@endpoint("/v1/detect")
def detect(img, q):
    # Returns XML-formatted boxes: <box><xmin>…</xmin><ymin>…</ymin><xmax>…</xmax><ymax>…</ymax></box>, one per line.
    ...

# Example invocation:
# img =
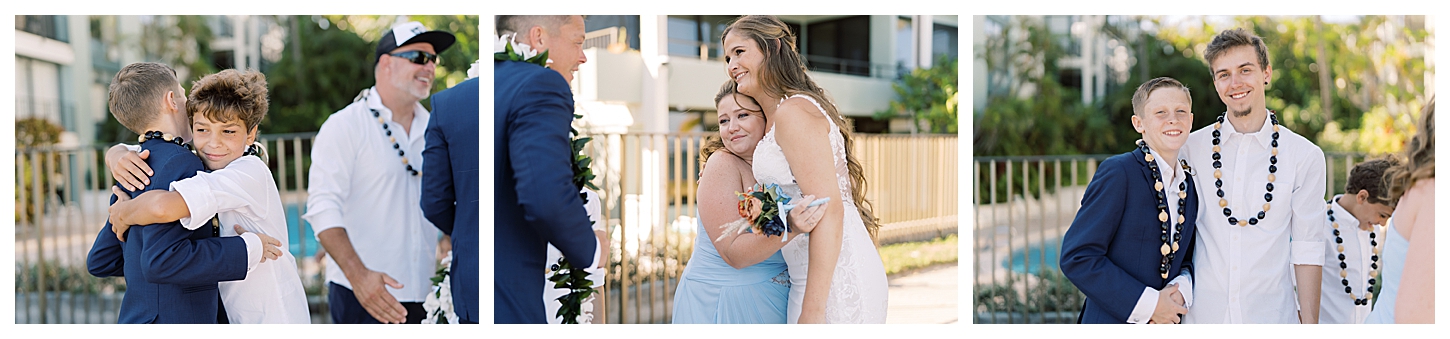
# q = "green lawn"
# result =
<box><xmin>879</xmin><ymin>234</ymin><xmax>958</xmax><ymax>276</ymax></box>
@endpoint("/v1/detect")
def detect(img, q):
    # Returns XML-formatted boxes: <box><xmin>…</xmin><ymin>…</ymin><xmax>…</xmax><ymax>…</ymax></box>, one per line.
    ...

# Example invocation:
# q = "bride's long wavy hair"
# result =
<box><xmin>721</xmin><ymin>15</ymin><xmax>880</xmax><ymax>240</ymax></box>
<box><xmin>1385</xmin><ymin>96</ymin><xmax>1434</xmax><ymax>201</ymax></box>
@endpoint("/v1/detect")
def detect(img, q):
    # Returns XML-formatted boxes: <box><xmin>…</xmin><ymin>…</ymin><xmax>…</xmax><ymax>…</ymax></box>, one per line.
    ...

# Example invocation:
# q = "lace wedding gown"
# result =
<box><xmin>752</xmin><ymin>94</ymin><xmax>888</xmax><ymax>323</ymax></box>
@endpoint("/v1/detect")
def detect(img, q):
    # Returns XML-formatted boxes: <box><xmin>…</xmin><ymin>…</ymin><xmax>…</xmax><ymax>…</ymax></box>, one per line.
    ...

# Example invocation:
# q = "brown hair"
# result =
<box><xmin>722</xmin><ymin>15</ymin><xmax>880</xmax><ymax>239</ymax></box>
<box><xmin>1204</xmin><ymin>28</ymin><xmax>1271</xmax><ymax>72</ymax></box>
<box><xmin>107</xmin><ymin>62</ymin><xmax>180</xmax><ymax>133</ymax></box>
<box><xmin>1385</xmin><ymin>97</ymin><xmax>1434</xmax><ymax>202</ymax></box>
<box><xmin>186</xmin><ymin>69</ymin><xmax>269</xmax><ymax>132</ymax></box>
<box><xmin>1345</xmin><ymin>156</ymin><xmax>1402</xmax><ymax>206</ymax></box>
<box><xmin>1130</xmin><ymin>77</ymin><xmax>1192</xmax><ymax>117</ymax></box>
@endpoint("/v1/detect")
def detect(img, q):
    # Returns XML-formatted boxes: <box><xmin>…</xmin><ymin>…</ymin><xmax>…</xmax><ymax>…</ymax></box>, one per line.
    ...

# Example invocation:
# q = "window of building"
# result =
<box><xmin>666</xmin><ymin>15</ymin><xmax>735</xmax><ymax>59</ymax></box>
<box><xmin>804</xmin><ymin>16</ymin><xmax>870</xmax><ymax>77</ymax></box>
<box><xmin>932</xmin><ymin>23</ymin><xmax>958</xmax><ymax>61</ymax></box>
<box><xmin>585</xmin><ymin>15</ymin><xmax>641</xmax><ymax>51</ymax></box>
<box><xmin>18</xmin><ymin>15</ymin><xmax>68</xmax><ymax>42</ymax></box>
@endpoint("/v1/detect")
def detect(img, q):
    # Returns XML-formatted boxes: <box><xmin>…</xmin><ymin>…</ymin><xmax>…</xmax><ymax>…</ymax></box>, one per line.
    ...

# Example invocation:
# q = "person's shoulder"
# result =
<box><xmin>780</xmin><ymin>95</ymin><xmax>827</xmax><ymax>120</ymax></box>
<box><xmin>1100</xmin><ymin>151</ymin><xmax>1137</xmax><ymax>170</ymax></box>
<box><xmin>704</xmin><ymin>150</ymin><xmax>747</xmax><ymax>170</ymax></box>
<box><xmin>227</xmin><ymin>156</ymin><xmax>274</xmax><ymax>177</ymax></box>
<box><xmin>143</xmin><ymin>144</ymin><xmax>203</xmax><ymax>182</ymax></box>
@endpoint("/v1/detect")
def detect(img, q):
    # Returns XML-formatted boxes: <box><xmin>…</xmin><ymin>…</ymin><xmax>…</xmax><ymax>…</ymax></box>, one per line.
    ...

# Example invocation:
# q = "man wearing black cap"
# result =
<box><xmin>305</xmin><ymin>21</ymin><xmax>456</xmax><ymax>324</ymax></box>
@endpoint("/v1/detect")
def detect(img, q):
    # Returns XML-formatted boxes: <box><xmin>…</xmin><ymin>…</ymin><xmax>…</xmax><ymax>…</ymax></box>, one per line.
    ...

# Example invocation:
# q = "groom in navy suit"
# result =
<box><xmin>86</xmin><ymin>62</ymin><xmax>277</xmax><ymax>323</ymax></box>
<box><xmin>422</xmin><ymin>76</ymin><xmax>481</xmax><ymax>323</ymax></box>
<box><xmin>494</xmin><ymin>15</ymin><xmax>599</xmax><ymax>324</ymax></box>
<box><xmin>1060</xmin><ymin>77</ymin><xmax>1200</xmax><ymax>324</ymax></box>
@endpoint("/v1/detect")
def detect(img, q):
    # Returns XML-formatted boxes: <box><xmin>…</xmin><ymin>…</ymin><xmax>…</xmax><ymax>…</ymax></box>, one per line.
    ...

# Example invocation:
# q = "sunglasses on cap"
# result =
<box><xmin>388</xmin><ymin>50</ymin><xmax>439</xmax><ymax>65</ymax></box>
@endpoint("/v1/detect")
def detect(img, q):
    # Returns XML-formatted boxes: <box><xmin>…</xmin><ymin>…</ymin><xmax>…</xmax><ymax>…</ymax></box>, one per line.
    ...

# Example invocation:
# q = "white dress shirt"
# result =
<box><xmin>304</xmin><ymin>86</ymin><xmax>438</xmax><ymax>303</ymax></box>
<box><xmin>1181</xmin><ymin>111</ymin><xmax>1327</xmax><ymax>324</ymax></box>
<box><xmin>544</xmin><ymin>189</ymin><xmax>605</xmax><ymax>324</ymax></box>
<box><xmin>1318</xmin><ymin>195</ymin><xmax>1377</xmax><ymax>324</ymax></box>
<box><xmin>1127</xmin><ymin>152</ymin><xmax>1196</xmax><ymax>324</ymax></box>
<box><xmin>171</xmin><ymin>156</ymin><xmax>311</xmax><ymax>323</ymax></box>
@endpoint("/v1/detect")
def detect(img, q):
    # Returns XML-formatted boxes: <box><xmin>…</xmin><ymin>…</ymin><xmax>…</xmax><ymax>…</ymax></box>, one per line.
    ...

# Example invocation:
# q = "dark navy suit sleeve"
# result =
<box><xmin>508</xmin><ymin>71</ymin><xmax>597</xmax><ymax>267</ymax></box>
<box><xmin>422</xmin><ymin>86</ymin><xmax>458</xmax><ymax>236</ymax></box>
<box><xmin>87</xmin><ymin>191</ymin><xmax>125</xmax><ymax>277</ymax></box>
<box><xmin>135</xmin><ymin>151</ymin><xmax>249</xmax><ymax>285</ymax></box>
<box><xmin>1059</xmin><ymin>156</ymin><xmax>1151</xmax><ymax>322</ymax></box>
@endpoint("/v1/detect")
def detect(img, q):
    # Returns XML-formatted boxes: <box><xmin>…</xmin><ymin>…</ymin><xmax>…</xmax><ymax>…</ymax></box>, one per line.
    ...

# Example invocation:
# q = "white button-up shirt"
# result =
<box><xmin>1127</xmin><ymin>152</ymin><xmax>1196</xmax><ymax>324</ymax></box>
<box><xmin>173</xmin><ymin>156</ymin><xmax>311</xmax><ymax>323</ymax></box>
<box><xmin>1318</xmin><ymin>195</ymin><xmax>1377</xmax><ymax>324</ymax></box>
<box><xmin>305</xmin><ymin>87</ymin><xmax>437</xmax><ymax>302</ymax></box>
<box><xmin>1181</xmin><ymin>111</ymin><xmax>1327</xmax><ymax>324</ymax></box>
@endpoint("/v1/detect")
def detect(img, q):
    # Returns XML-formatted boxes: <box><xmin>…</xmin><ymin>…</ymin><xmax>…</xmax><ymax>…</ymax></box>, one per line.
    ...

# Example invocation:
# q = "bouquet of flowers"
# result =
<box><xmin>717</xmin><ymin>183</ymin><xmax>828</xmax><ymax>242</ymax></box>
<box><xmin>422</xmin><ymin>251</ymin><xmax>457</xmax><ymax>324</ymax></box>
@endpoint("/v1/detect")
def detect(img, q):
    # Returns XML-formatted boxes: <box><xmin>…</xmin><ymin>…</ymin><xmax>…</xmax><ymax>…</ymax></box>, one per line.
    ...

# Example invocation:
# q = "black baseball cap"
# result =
<box><xmin>375</xmin><ymin>21</ymin><xmax>456</xmax><ymax>63</ymax></box>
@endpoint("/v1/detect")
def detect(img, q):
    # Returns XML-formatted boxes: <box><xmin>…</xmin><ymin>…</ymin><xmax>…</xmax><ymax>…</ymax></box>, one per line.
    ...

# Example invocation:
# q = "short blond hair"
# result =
<box><xmin>1130</xmin><ymin>77</ymin><xmax>1191</xmax><ymax>117</ymax></box>
<box><xmin>107</xmin><ymin>62</ymin><xmax>180</xmax><ymax>133</ymax></box>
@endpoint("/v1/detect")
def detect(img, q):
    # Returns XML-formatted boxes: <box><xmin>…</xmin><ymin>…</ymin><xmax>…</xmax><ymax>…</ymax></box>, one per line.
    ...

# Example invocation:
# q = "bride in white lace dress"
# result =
<box><xmin>720</xmin><ymin>15</ymin><xmax>889</xmax><ymax>323</ymax></box>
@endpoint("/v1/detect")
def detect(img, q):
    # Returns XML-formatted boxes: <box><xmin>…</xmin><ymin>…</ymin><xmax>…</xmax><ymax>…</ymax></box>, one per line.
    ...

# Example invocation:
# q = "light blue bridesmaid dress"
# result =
<box><xmin>671</xmin><ymin>218</ymin><xmax>791</xmax><ymax>323</ymax></box>
<box><xmin>1365</xmin><ymin>221</ymin><xmax>1409</xmax><ymax>323</ymax></box>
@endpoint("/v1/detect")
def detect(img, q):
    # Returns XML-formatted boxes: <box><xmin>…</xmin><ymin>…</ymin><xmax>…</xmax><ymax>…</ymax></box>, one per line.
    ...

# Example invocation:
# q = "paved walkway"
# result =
<box><xmin>885</xmin><ymin>263</ymin><xmax>958</xmax><ymax>324</ymax></box>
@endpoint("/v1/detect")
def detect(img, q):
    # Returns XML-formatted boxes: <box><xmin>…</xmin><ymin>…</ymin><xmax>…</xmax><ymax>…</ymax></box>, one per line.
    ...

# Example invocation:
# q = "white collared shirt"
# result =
<box><xmin>304</xmin><ymin>86</ymin><xmax>438</xmax><ymax>302</ymax></box>
<box><xmin>1181</xmin><ymin>111</ymin><xmax>1327</xmax><ymax>324</ymax></box>
<box><xmin>1318</xmin><ymin>195</ymin><xmax>1378</xmax><ymax>324</ymax></box>
<box><xmin>172</xmin><ymin>156</ymin><xmax>311</xmax><ymax>323</ymax></box>
<box><xmin>1127</xmin><ymin>151</ymin><xmax>1195</xmax><ymax>324</ymax></box>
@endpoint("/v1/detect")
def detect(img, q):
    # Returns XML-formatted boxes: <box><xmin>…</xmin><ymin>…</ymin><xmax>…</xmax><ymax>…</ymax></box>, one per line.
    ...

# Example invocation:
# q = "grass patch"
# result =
<box><xmin>879</xmin><ymin>234</ymin><xmax>958</xmax><ymax>276</ymax></box>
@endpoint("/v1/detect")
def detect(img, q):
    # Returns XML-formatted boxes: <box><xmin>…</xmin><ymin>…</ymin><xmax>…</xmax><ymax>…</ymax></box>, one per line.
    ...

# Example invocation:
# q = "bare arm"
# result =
<box><xmin>772</xmin><ymin>98</ymin><xmax>847</xmax><ymax>323</ymax></box>
<box><xmin>1395</xmin><ymin>179</ymin><xmax>1435</xmax><ymax>323</ymax></box>
<box><xmin>317</xmin><ymin>228</ymin><xmax>408</xmax><ymax>323</ymax></box>
<box><xmin>698</xmin><ymin>152</ymin><xmax>803</xmax><ymax>269</ymax></box>
<box><xmin>1293</xmin><ymin>265</ymin><xmax>1321</xmax><ymax>323</ymax></box>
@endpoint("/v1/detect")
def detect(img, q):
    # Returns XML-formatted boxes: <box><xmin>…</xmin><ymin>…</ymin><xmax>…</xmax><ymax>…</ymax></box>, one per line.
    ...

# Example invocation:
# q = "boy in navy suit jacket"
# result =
<box><xmin>1061</xmin><ymin>77</ymin><xmax>1199</xmax><ymax>324</ymax></box>
<box><xmin>86</xmin><ymin>62</ymin><xmax>280</xmax><ymax>323</ymax></box>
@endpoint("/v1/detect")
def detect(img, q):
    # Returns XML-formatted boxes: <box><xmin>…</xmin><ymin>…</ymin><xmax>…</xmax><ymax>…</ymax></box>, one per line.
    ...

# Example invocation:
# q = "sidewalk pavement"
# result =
<box><xmin>885</xmin><ymin>263</ymin><xmax>958</xmax><ymax>324</ymax></box>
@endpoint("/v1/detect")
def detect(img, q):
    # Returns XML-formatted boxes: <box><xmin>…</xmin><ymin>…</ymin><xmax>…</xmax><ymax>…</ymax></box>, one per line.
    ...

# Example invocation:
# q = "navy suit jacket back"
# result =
<box><xmin>422</xmin><ymin>76</ymin><xmax>480</xmax><ymax>323</ymax></box>
<box><xmin>494</xmin><ymin>60</ymin><xmax>598</xmax><ymax>324</ymax></box>
<box><xmin>86</xmin><ymin>139</ymin><xmax>249</xmax><ymax>323</ymax></box>
<box><xmin>1059</xmin><ymin>148</ymin><xmax>1199</xmax><ymax>324</ymax></box>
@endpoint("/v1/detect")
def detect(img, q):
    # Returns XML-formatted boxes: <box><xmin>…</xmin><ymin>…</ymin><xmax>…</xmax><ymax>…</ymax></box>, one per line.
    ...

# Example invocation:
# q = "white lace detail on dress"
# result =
<box><xmin>752</xmin><ymin>94</ymin><xmax>887</xmax><ymax>323</ymax></box>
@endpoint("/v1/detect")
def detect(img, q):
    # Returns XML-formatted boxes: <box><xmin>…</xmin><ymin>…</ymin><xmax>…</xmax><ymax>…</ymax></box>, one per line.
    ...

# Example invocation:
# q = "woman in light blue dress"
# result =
<box><xmin>672</xmin><ymin>81</ymin><xmax>824</xmax><ymax>323</ymax></box>
<box><xmin>1366</xmin><ymin>98</ymin><xmax>1434</xmax><ymax>324</ymax></box>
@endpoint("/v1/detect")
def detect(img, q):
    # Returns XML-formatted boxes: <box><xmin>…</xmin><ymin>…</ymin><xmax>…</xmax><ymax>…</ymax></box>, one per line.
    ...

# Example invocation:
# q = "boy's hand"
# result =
<box><xmin>107</xmin><ymin>145</ymin><xmax>152</xmax><ymax>191</ymax></box>
<box><xmin>235</xmin><ymin>225</ymin><xmax>284</xmax><ymax>262</ymax></box>
<box><xmin>109</xmin><ymin>186</ymin><xmax>135</xmax><ymax>242</ymax></box>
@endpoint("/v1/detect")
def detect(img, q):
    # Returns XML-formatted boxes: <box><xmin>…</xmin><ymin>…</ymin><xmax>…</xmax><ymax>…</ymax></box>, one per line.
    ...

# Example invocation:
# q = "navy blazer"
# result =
<box><xmin>422</xmin><ymin>77</ymin><xmax>480</xmax><ymax>323</ymax></box>
<box><xmin>86</xmin><ymin>139</ymin><xmax>249</xmax><ymax>323</ymax></box>
<box><xmin>494</xmin><ymin>60</ymin><xmax>598</xmax><ymax>324</ymax></box>
<box><xmin>1059</xmin><ymin>148</ymin><xmax>1199</xmax><ymax>324</ymax></box>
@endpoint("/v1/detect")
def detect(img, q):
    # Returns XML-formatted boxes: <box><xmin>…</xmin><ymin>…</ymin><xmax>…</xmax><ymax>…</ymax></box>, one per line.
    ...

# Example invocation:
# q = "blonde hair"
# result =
<box><xmin>1385</xmin><ymin>96</ymin><xmax>1434</xmax><ymax>201</ymax></box>
<box><xmin>722</xmin><ymin>15</ymin><xmax>880</xmax><ymax>239</ymax></box>
<box><xmin>108</xmin><ymin>62</ymin><xmax>180</xmax><ymax>133</ymax></box>
<box><xmin>699</xmin><ymin>79</ymin><xmax>762</xmax><ymax>170</ymax></box>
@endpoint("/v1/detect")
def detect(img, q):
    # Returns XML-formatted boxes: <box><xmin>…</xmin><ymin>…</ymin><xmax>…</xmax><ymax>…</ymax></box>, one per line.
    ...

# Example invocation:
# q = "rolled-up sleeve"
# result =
<box><xmin>304</xmin><ymin>113</ymin><xmax>358</xmax><ymax>235</ymax></box>
<box><xmin>170</xmin><ymin>158</ymin><xmax>270</xmax><ymax>231</ymax></box>
<box><xmin>1289</xmin><ymin>148</ymin><xmax>1327</xmax><ymax>266</ymax></box>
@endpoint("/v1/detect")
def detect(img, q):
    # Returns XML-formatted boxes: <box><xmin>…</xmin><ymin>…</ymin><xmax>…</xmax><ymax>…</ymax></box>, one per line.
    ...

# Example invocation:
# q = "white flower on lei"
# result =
<box><xmin>495</xmin><ymin>33</ymin><xmax>539</xmax><ymax>59</ymax></box>
<box><xmin>422</xmin><ymin>251</ymin><xmax>458</xmax><ymax>324</ymax></box>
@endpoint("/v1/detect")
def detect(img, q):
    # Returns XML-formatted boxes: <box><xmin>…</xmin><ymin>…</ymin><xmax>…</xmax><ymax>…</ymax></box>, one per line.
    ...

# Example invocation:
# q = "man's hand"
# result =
<box><xmin>107</xmin><ymin>145</ymin><xmax>152</xmax><ymax>191</ymax></box>
<box><xmin>346</xmin><ymin>268</ymin><xmax>408</xmax><ymax>324</ymax></box>
<box><xmin>235</xmin><ymin>225</ymin><xmax>283</xmax><ymax>262</ymax></box>
<box><xmin>109</xmin><ymin>186</ymin><xmax>135</xmax><ymax>242</ymax></box>
<box><xmin>1151</xmin><ymin>283</ymin><xmax>1187</xmax><ymax>324</ymax></box>
<box><xmin>437</xmin><ymin>235</ymin><xmax>452</xmax><ymax>260</ymax></box>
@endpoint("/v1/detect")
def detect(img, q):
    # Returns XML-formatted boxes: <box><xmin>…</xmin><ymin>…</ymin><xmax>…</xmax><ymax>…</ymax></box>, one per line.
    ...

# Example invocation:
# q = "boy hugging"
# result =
<box><xmin>86</xmin><ymin>62</ymin><xmax>280</xmax><ymax>324</ymax></box>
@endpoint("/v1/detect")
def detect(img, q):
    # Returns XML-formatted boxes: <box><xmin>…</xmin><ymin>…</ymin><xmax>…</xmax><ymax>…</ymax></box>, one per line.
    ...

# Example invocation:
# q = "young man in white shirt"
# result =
<box><xmin>1320</xmin><ymin>158</ymin><xmax>1398</xmax><ymax>324</ymax></box>
<box><xmin>304</xmin><ymin>22</ymin><xmax>455</xmax><ymax>324</ymax></box>
<box><xmin>1181</xmin><ymin>27</ymin><xmax>1328</xmax><ymax>324</ymax></box>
